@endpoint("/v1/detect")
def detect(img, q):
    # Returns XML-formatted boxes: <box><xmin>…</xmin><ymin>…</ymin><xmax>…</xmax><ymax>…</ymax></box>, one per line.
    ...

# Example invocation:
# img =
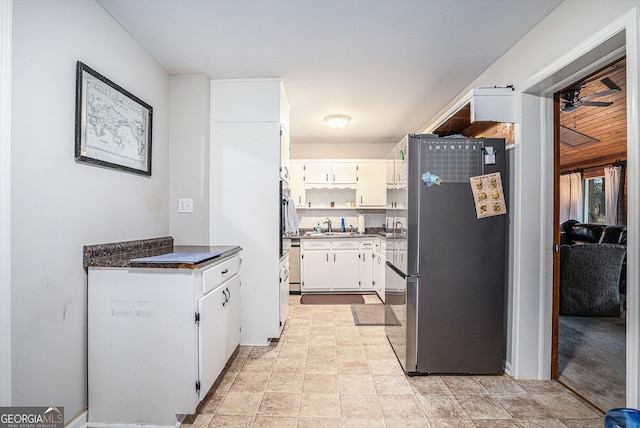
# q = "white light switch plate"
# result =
<box><xmin>178</xmin><ymin>198</ymin><xmax>193</xmax><ymax>213</ymax></box>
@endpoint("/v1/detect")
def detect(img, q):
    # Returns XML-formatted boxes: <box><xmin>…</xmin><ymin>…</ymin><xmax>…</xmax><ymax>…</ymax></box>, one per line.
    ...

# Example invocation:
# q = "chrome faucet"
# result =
<box><xmin>324</xmin><ymin>218</ymin><xmax>332</xmax><ymax>232</ymax></box>
<box><xmin>395</xmin><ymin>220</ymin><xmax>404</xmax><ymax>234</ymax></box>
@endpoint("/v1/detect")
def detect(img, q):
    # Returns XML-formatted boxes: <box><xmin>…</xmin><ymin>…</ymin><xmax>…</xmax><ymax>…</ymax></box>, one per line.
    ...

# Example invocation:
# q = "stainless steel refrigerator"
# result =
<box><xmin>385</xmin><ymin>134</ymin><xmax>507</xmax><ymax>375</ymax></box>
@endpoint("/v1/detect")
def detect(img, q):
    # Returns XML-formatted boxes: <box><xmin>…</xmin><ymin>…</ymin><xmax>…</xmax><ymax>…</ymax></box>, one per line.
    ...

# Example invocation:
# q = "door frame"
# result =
<box><xmin>516</xmin><ymin>7</ymin><xmax>640</xmax><ymax>406</ymax></box>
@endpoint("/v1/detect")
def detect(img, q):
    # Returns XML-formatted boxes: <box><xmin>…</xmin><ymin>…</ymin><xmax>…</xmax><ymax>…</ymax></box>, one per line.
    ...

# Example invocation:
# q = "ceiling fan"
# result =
<box><xmin>560</xmin><ymin>77</ymin><xmax>622</xmax><ymax>113</ymax></box>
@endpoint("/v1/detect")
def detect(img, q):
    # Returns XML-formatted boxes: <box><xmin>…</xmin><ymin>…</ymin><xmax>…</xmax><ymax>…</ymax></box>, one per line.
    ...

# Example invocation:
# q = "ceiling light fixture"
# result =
<box><xmin>324</xmin><ymin>114</ymin><xmax>351</xmax><ymax>129</ymax></box>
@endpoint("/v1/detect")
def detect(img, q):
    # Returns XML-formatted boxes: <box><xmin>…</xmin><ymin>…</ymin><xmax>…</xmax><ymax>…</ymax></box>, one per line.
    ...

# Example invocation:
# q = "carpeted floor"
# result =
<box><xmin>558</xmin><ymin>314</ymin><xmax>625</xmax><ymax>412</ymax></box>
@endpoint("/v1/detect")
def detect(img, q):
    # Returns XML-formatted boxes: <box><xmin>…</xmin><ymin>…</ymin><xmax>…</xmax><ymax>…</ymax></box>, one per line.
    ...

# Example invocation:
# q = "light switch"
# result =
<box><xmin>178</xmin><ymin>198</ymin><xmax>193</xmax><ymax>213</ymax></box>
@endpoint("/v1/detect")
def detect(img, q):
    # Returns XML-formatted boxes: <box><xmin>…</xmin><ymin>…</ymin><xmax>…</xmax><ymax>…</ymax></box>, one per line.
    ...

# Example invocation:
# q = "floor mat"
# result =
<box><xmin>351</xmin><ymin>303</ymin><xmax>400</xmax><ymax>326</ymax></box>
<box><xmin>300</xmin><ymin>294</ymin><xmax>364</xmax><ymax>305</ymax></box>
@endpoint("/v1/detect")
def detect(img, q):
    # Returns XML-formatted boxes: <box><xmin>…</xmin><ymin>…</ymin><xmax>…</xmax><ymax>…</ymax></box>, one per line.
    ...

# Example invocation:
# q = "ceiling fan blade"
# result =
<box><xmin>580</xmin><ymin>101</ymin><xmax>613</xmax><ymax>107</ymax></box>
<box><xmin>601</xmin><ymin>76</ymin><xmax>622</xmax><ymax>92</ymax></box>
<box><xmin>582</xmin><ymin>89</ymin><xmax>620</xmax><ymax>100</ymax></box>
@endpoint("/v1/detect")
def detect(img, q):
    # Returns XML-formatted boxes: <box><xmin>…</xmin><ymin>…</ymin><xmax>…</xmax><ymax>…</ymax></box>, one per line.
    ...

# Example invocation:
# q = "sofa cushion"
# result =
<box><xmin>601</xmin><ymin>225</ymin><xmax>627</xmax><ymax>245</ymax></box>
<box><xmin>560</xmin><ymin>243</ymin><xmax>627</xmax><ymax>317</ymax></box>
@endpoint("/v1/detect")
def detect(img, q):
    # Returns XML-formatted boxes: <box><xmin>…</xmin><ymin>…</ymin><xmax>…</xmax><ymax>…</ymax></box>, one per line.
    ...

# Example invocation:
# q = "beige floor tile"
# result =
<box><xmin>257</xmin><ymin>391</ymin><xmax>301</xmax><ymax>417</ymax></box>
<box><xmin>409</xmin><ymin>376</ymin><xmax>452</xmax><ymax>395</ymax></box>
<box><xmin>240</xmin><ymin>357</ymin><xmax>275</xmax><ymax>373</ymax></box>
<box><xmin>377</xmin><ymin>393</ymin><xmax>425</xmax><ymax>419</ymax></box>
<box><xmin>303</xmin><ymin>373</ymin><xmax>339</xmax><ymax>393</ymax></box>
<box><xmin>204</xmin><ymin>414</ymin><xmax>253</xmax><ymax>427</ymax></box>
<box><xmin>441</xmin><ymin>376</ymin><xmax>490</xmax><ymax>395</ymax></box>
<box><xmin>367</xmin><ymin>358</ymin><xmax>404</xmax><ymax>375</ymax></box>
<box><xmin>416</xmin><ymin>394</ymin><xmax>468</xmax><ymax>419</ymax></box>
<box><xmin>266</xmin><ymin>371</ymin><xmax>304</xmax><ymax>393</ymax></box>
<box><xmin>341</xmin><ymin>418</ymin><xmax>386</xmax><ymax>427</ymax></box>
<box><xmin>336</xmin><ymin>345</ymin><xmax>367</xmax><ymax>361</ymax></box>
<box><xmin>493</xmin><ymin>393</ymin><xmax>554</xmax><ymax>419</ymax></box>
<box><xmin>271</xmin><ymin>357</ymin><xmax>306</xmax><ymax>374</ymax></box>
<box><xmin>216</xmin><ymin>391</ymin><xmax>263</xmax><ymax>416</ymax></box>
<box><xmin>338</xmin><ymin>373</ymin><xmax>376</xmax><ymax>394</ymax></box>
<box><xmin>426</xmin><ymin>419</ymin><xmax>476</xmax><ymax>427</ymax></box>
<box><xmin>306</xmin><ymin>356</ymin><xmax>338</xmax><ymax>374</ymax></box>
<box><xmin>297</xmin><ymin>417</ymin><xmax>341</xmax><ymax>428</ymax></box>
<box><xmin>515</xmin><ymin>419</ymin><xmax>570</xmax><ymax>427</ymax></box>
<box><xmin>337</xmin><ymin>358</ymin><xmax>371</xmax><ymax>374</ymax></box>
<box><xmin>476</xmin><ymin>375</ymin><xmax>527</xmax><ymax>394</ymax></box>
<box><xmin>252</xmin><ymin>416</ymin><xmax>298</xmax><ymax>427</ymax></box>
<box><xmin>339</xmin><ymin>393</ymin><xmax>383</xmax><ymax>419</ymax></box>
<box><xmin>372</xmin><ymin>374</ymin><xmax>414</xmax><ymax>395</ymax></box>
<box><xmin>532</xmin><ymin>392</ymin><xmax>600</xmax><ymax>419</ymax></box>
<box><xmin>473</xmin><ymin>420</ymin><xmax>520</xmax><ymax>428</ymax></box>
<box><xmin>229</xmin><ymin>370</ymin><xmax>270</xmax><ymax>392</ymax></box>
<box><xmin>385</xmin><ymin>420</ymin><xmax>433</xmax><ymax>428</ymax></box>
<box><xmin>455</xmin><ymin>394</ymin><xmax>512</xmax><ymax>419</ymax></box>
<box><xmin>299</xmin><ymin>392</ymin><xmax>341</xmax><ymax>418</ymax></box>
<box><xmin>185</xmin><ymin>296</ymin><xmax>604</xmax><ymax>428</ymax></box>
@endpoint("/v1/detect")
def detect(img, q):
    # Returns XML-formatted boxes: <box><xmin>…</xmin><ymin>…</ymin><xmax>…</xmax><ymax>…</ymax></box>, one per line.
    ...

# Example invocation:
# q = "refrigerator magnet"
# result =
<box><xmin>421</xmin><ymin>172</ymin><xmax>442</xmax><ymax>187</ymax></box>
<box><xmin>470</xmin><ymin>172</ymin><xmax>507</xmax><ymax>218</ymax></box>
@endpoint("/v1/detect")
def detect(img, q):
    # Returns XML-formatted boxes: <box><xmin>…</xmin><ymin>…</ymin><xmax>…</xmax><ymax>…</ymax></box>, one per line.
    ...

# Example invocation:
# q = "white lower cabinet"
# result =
<box><xmin>374</xmin><ymin>238</ymin><xmax>386</xmax><ymax>302</ymax></box>
<box><xmin>301</xmin><ymin>238</ymin><xmax>375</xmax><ymax>292</ymax></box>
<box><xmin>88</xmin><ymin>254</ymin><xmax>241</xmax><ymax>427</ymax></box>
<box><xmin>359</xmin><ymin>239</ymin><xmax>374</xmax><ymax>290</ymax></box>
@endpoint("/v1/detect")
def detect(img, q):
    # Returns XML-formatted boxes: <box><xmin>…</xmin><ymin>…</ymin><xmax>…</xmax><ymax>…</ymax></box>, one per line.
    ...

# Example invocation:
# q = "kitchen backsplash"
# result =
<box><xmin>296</xmin><ymin>210</ymin><xmax>386</xmax><ymax>232</ymax></box>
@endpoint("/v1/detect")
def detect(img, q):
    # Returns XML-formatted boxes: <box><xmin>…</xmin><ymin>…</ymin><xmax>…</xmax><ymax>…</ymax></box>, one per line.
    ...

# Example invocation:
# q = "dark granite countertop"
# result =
<box><xmin>294</xmin><ymin>228</ymin><xmax>386</xmax><ymax>240</ymax></box>
<box><xmin>83</xmin><ymin>236</ymin><xmax>242</xmax><ymax>270</ymax></box>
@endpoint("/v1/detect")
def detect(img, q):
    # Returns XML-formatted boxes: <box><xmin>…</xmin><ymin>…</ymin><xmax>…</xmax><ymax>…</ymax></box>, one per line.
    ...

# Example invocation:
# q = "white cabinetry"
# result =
<box><xmin>301</xmin><ymin>238</ymin><xmax>375</xmax><ymax>292</ymax></box>
<box><xmin>279</xmin><ymin>253</ymin><xmax>290</xmax><ymax>328</ymax></box>
<box><xmin>374</xmin><ymin>238</ymin><xmax>386</xmax><ymax>302</ymax></box>
<box><xmin>280</xmin><ymin>126</ymin><xmax>290</xmax><ymax>183</ymax></box>
<box><xmin>356</xmin><ymin>162</ymin><xmax>386</xmax><ymax>208</ymax></box>
<box><xmin>290</xmin><ymin>160</ymin><xmax>306</xmax><ymax>207</ymax></box>
<box><xmin>88</xmin><ymin>254</ymin><xmax>241</xmax><ymax>427</ymax></box>
<box><xmin>331</xmin><ymin>240</ymin><xmax>360</xmax><ymax>290</ymax></box>
<box><xmin>359</xmin><ymin>239</ymin><xmax>374</xmax><ymax>290</ymax></box>
<box><xmin>211</xmin><ymin>78</ymin><xmax>289</xmax><ymax>345</ymax></box>
<box><xmin>304</xmin><ymin>161</ymin><xmax>358</xmax><ymax>186</ymax></box>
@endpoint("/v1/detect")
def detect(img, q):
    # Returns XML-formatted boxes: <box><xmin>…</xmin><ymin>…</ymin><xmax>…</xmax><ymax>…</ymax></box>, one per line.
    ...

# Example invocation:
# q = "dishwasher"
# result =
<box><xmin>289</xmin><ymin>239</ymin><xmax>301</xmax><ymax>294</ymax></box>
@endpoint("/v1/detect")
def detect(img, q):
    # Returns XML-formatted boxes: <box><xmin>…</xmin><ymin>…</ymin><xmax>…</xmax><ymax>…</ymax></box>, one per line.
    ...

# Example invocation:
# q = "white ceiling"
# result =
<box><xmin>96</xmin><ymin>0</ymin><xmax>564</xmax><ymax>146</ymax></box>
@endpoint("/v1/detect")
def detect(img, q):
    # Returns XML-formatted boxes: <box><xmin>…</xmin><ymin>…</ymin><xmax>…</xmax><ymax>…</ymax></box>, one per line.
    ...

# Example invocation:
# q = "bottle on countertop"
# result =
<box><xmin>316</xmin><ymin>222</ymin><xmax>322</xmax><ymax>233</ymax></box>
<box><xmin>341</xmin><ymin>218</ymin><xmax>346</xmax><ymax>232</ymax></box>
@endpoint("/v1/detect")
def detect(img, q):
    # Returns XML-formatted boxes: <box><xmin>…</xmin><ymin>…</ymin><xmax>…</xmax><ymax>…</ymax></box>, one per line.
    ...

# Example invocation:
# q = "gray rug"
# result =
<box><xmin>351</xmin><ymin>304</ymin><xmax>400</xmax><ymax>326</ymax></box>
<box><xmin>558</xmin><ymin>314</ymin><xmax>625</xmax><ymax>411</ymax></box>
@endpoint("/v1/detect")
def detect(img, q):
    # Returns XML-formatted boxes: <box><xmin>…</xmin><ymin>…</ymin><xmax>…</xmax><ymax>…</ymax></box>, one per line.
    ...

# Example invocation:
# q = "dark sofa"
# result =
<box><xmin>559</xmin><ymin>220</ymin><xmax>627</xmax><ymax>316</ymax></box>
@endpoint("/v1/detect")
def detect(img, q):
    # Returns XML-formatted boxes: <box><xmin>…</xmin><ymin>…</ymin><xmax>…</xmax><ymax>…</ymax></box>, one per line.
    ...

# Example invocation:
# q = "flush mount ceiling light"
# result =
<box><xmin>324</xmin><ymin>114</ymin><xmax>351</xmax><ymax>129</ymax></box>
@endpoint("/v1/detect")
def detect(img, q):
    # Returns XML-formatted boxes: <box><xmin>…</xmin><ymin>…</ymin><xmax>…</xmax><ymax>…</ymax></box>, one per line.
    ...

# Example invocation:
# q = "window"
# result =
<box><xmin>584</xmin><ymin>176</ymin><xmax>606</xmax><ymax>223</ymax></box>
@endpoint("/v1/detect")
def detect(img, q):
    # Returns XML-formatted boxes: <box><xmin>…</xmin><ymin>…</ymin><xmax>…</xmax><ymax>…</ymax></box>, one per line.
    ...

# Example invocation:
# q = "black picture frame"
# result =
<box><xmin>74</xmin><ymin>61</ymin><xmax>153</xmax><ymax>176</ymax></box>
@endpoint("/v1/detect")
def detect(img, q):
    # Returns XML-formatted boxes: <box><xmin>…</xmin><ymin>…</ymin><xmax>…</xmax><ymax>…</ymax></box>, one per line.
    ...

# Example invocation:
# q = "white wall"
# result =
<box><xmin>169</xmin><ymin>74</ymin><xmax>210</xmax><ymax>245</ymax></box>
<box><xmin>421</xmin><ymin>0</ymin><xmax>640</xmax><ymax>379</ymax></box>
<box><xmin>291</xmin><ymin>141</ymin><xmax>395</xmax><ymax>159</ymax></box>
<box><xmin>11</xmin><ymin>0</ymin><xmax>170</xmax><ymax>421</ymax></box>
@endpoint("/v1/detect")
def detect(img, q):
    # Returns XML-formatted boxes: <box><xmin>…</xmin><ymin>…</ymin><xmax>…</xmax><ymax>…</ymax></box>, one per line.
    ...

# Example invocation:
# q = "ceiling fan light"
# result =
<box><xmin>324</xmin><ymin>114</ymin><xmax>351</xmax><ymax>129</ymax></box>
<box><xmin>562</xmin><ymin>103</ymin><xmax>578</xmax><ymax>113</ymax></box>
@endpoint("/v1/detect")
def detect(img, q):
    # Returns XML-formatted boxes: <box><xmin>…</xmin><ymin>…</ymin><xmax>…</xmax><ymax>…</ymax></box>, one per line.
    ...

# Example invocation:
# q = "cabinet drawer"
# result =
<box><xmin>302</xmin><ymin>240</ymin><xmax>331</xmax><ymax>250</ymax></box>
<box><xmin>203</xmin><ymin>256</ymin><xmax>240</xmax><ymax>294</ymax></box>
<box><xmin>360</xmin><ymin>240</ymin><xmax>374</xmax><ymax>250</ymax></box>
<box><xmin>332</xmin><ymin>240</ymin><xmax>359</xmax><ymax>250</ymax></box>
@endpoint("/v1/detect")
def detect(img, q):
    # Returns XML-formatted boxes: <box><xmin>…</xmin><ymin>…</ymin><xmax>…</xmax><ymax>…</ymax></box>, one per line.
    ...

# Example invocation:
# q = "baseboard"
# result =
<box><xmin>66</xmin><ymin>409</ymin><xmax>87</xmax><ymax>428</ymax></box>
<box><xmin>503</xmin><ymin>359</ymin><xmax>513</xmax><ymax>377</ymax></box>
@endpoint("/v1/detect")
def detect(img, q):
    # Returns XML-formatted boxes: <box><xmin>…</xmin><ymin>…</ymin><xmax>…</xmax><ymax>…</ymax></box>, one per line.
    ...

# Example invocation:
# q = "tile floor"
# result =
<box><xmin>183</xmin><ymin>295</ymin><xmax>604</xmax><ymax>427</ymax></box>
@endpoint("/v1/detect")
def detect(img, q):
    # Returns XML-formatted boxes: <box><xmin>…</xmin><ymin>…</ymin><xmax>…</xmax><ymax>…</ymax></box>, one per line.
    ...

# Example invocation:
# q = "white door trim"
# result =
<box><xmin>513</xmin><ymin>7</ymin><xmax>639</xmax><ymax>407</ymax></box>
<box><xmin>0</xmin><ymin>0</ymin><xmax>12</xmax><ymax>407</ymax></box>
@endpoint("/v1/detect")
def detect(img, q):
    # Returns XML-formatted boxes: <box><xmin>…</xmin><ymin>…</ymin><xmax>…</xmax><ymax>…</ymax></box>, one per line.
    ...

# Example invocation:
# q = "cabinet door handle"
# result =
<box><xmin>333</xmin><ymin>174</ymin><xmax>335</xmax><ymax>182</ymax></box>
<box><xmin>326</xmin><ymin>173</ymin><xmax>329</xmax><ymax>182</ymax></box>
<box><xmin>298</xmin><ymin>196</ymin><xmax>301</xmax><ymax>204</ymax></box>
<box><xmin>222</xmin><ymin>289</ymin><xmax>228</xmax><ymax>306</ymax></box>
<box><xmin>226</xmin><ymin>287</ymin><xmax>231</xmax><ymax>302</ymax></box>
<box><xmin>222</xmin><ymin>269</ymin><xmax>229</xmax><ymax>275</ymax></box>
<box><xmin>334</xmin><ymin>254</ymin><xmax>336</xmax><ymax>262</ymax></box>
<box><xmin>326</xmin><ymin>254</ymin><xmax>329</xmax><ymax>262</ymax></box>
<box><xmin>361</xmin><ymin>196</ymin><xmax>363</xmax><ymax>204</ymax></box>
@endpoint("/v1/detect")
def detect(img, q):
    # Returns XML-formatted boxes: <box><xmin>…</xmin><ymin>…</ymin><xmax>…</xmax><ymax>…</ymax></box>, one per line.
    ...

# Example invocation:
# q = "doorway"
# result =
<box><xmin>553</xmin><ymin>57</ymin><xmax>628</xmax><ymax>412</ymax></box>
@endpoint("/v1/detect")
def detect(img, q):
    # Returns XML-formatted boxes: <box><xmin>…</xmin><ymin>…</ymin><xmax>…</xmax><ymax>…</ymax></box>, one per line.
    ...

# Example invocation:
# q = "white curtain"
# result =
<box><xmin>604</xmin><ymin>166</ymin><xmax>622</xmax><ymax>225</ymax></box>
<box><xmin>560</xmin><ymin>172</ymin><xmax>583</xmax><ymax>224</ymax></box>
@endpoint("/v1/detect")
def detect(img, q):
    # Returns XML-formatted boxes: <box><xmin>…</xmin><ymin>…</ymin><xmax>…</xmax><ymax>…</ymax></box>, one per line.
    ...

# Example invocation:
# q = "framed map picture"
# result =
<box><xmin>74</xmin><ymin>61</ymin><xmax>153</xmax><ymax>176</ymax></box>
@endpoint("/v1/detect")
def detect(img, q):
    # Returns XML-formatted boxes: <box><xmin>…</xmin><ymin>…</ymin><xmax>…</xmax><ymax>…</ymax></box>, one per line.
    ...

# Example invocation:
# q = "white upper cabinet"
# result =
<box><xmin>356</xmin><ymin>161</ymin><xmax>386</xmax><ymax>208</ymax></box>
<box><xmin>289</xmin><ymin>160</ymin><xmax>306</xmax><ymax>207</ymax></box>
<box><xmin>304</xmin><ymin>161</ymin><xmax>358</xmax><ymax>186</ymax></box>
